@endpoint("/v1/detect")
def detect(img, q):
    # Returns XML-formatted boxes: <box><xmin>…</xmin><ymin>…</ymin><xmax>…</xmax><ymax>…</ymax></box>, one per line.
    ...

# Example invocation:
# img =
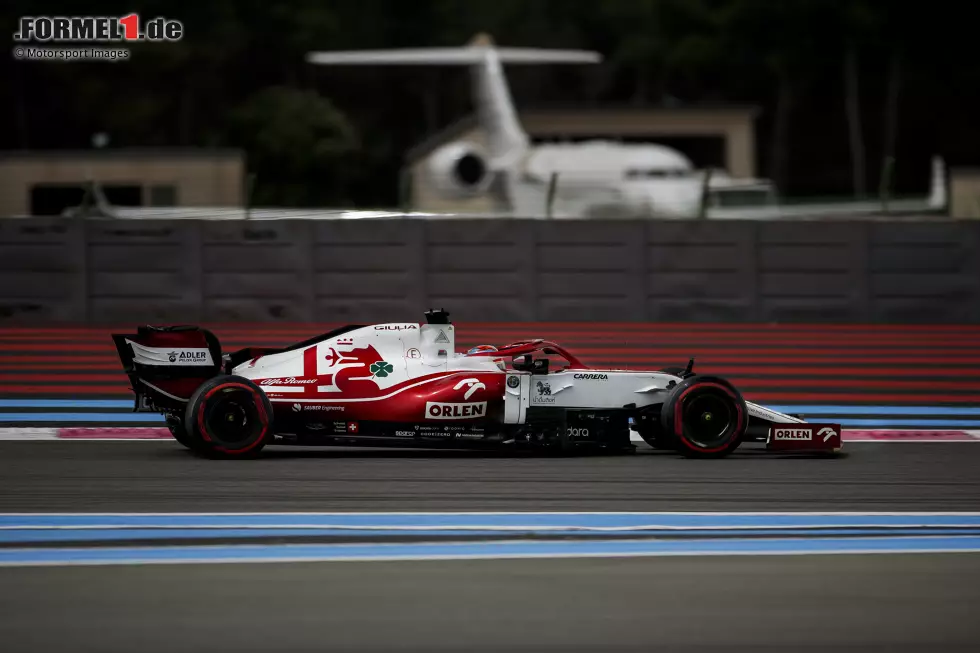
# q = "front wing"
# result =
<box><xmin>746</xmin><ymin>401</ymin><xmax>842</xmax><ymax>453</ymax></box>
<box><xmin>766</xmin><ymin>423</ymin><xmax>843</xmax><ymax>453</ymax></box>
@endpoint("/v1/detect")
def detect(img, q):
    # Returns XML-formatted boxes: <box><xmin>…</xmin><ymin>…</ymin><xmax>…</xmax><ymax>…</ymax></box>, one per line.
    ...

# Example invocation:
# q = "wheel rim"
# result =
<box><xmin>202</xmin><ymin>388</ymin><xmax>263</xmax><ymax>447</ymax></box>
<box><xmin>681</xmin><ymin>391</ymin><xmax>734</xmax><ymax>449</ymax></box>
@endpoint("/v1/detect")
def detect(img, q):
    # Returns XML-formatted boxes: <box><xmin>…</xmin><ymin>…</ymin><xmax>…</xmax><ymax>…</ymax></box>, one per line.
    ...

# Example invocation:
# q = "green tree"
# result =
<box><xmin>840</xmin><ymin>1</ymin><xmax>883</xmax><ymax>197</ymax></box>
<box><xmin>228</xmin><ymin>86</ymin><xmax>358</xmax><ymax>206</ymax></box>
<box><xmin>3</xmin><ymin>0</ymin><xmax>978</xmax><ymax>205</ymax></box>
<box><xmin>716</xmin><ymin>0</ymin><xmax>837</xmax><ymax>192</ymax></box>
<box><xmin>595</xmin><ymin>0</ymin><xmax>722</xmax><ymax>104</ymax></box>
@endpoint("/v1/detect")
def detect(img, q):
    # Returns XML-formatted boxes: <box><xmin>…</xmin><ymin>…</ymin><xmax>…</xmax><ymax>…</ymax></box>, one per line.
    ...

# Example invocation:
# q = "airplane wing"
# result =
<box><xmin>307</xmin><ymin>48</ymin><xmax>600</xmax><ymax>66</ymax></box>
<box><xmin>705</xmin><ymin>157</ymin><xmax>948</xmax><ymax>219</ymax></box>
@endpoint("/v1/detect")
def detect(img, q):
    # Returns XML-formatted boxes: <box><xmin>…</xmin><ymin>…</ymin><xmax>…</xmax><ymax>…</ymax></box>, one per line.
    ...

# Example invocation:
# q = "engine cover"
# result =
<box><xmin>427</xmin><ymin>141</ymin><xmax>493</xmax><ymax>198</ymax></box>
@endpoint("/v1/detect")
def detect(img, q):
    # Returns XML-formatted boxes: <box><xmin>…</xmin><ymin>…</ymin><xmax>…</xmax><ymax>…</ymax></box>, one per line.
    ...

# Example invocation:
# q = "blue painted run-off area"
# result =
<box><xmin>0</xmin><ymin>413</ymin><xmax>164</xmax><ymax>422</ymax></box>
<box><xmin>0</xmin><ymin>413</ymin><xmax>980</xmax><ymax>429</ymax></box>
<box><xmin>0</xmin><ymin>413</ymin><xmax>165</xmax><ymax>422</ymax></box>
<box><xmin>1</xmin><ymin>535</ymin><xmax>980</xmax><ymax>567</ymax></box>
<box><xmin>1</xmin><ymin>413</ymin><xmax>979</xmax><ymax>427</ymax></box>
<box><xmin>4</xmin><ymin>527</ymin><xmax>980</xmax><ymax>545</ymax></box>
<box><xmin>3</xmin><ymin>400</ymin><xmax>980</xmax><ymax>427</ymax></box>
<box><xmin>6</xmin><ymin>512</ymin><xmax>980</xmax><ymax>529</ymax></box>
<box><xmin>4</xmin><ymin>399</ymin><xmax>980</xmax><ymax>415</ymax></box>
<box><xmin>3</xmin><ymin>512</ymin><xmax>980</xmax><ymax>566</ymax></box>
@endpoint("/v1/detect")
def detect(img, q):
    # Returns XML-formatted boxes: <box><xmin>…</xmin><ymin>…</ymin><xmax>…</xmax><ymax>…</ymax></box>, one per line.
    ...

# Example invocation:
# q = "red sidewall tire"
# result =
<box><xmin>184</xmin><ymin>375</ymin><xmax>274</xmax><ymax>458</ymax></box>
<box><xmin>661</xmin><ymin>375</ymin><xmax>747</xmax><ymax>458</ymax></box>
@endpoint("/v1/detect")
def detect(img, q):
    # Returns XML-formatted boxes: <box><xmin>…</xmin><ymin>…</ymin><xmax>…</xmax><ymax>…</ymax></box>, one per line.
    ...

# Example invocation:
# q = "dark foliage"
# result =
<box><xmin>2</xmin><ymin>0</ymin><xmax>976</xmax><ymax>206</ymax></box>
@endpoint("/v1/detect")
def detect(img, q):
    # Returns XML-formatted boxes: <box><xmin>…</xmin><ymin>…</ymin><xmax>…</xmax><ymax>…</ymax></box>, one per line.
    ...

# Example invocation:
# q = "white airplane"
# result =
<box><xmin>55</xmin><ymin>34</ymin><xmax>945</xmax><ymax>222</ymax></box>
<box><xmin>306</xmin><ymin>34</ymin><xmax>947</xmax><ymax>220</ymax></box>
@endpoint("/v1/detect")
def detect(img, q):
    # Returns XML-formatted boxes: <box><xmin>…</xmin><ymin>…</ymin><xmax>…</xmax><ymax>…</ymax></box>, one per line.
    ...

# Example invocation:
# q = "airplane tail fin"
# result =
<box><xmin>307</xmin><ymin>34</ymin><xmax>601</xmax><ymax>165</ymax></box>
<box><xmin>927</xmin><ymin>156</ymin><xmax>947</xmax><ymax>210</ymax></box>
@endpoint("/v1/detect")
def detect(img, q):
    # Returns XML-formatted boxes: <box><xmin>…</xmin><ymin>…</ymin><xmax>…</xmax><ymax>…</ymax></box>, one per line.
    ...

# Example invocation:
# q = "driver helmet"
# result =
<box><xmin>466</xmin><ymin>345</ymin><xmax>498</xmax><ymax>356</ymax></box>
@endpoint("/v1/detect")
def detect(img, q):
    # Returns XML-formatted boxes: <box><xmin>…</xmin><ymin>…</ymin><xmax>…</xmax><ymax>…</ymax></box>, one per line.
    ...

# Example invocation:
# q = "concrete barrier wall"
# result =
<box><xmin>2</xmin><ymin>217</ymin><xmax>979</xmax><ymax>324</ymax></box>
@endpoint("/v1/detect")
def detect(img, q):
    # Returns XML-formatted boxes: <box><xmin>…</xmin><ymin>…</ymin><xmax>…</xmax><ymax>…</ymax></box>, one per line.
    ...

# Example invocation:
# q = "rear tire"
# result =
<box><xmin>660</xmin><ymin>375</ymin><xmax>747</xmax><ymax>458</ymax></box>
<box><xmin>165</xmin><ymin>414</ymin><xmax>196</xmax><ymax>450</ymax></box>
<box><xmin>183</xmin><ymin>375</ymin><xmax>274</xmax><ymax>459</ymax></box>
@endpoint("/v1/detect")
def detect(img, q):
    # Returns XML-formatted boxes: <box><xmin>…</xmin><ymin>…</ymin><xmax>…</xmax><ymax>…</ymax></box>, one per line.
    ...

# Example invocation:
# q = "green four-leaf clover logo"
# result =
<box><xmin>370</xmin><ymin>361</ymin><xmax>394</xmax><ymax>378</ymax></box>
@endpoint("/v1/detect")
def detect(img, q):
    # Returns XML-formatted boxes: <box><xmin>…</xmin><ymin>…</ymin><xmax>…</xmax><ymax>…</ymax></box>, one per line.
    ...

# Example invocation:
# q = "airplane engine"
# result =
<box><xmin>426</xmin><ymin>142</ymin><xmax>493</xmax><ymax>198</ymax></box>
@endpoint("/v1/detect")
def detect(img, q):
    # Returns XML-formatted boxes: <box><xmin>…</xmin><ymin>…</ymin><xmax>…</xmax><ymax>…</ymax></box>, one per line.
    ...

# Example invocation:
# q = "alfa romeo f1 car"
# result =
<box><xmin>112</xmin><ymin>309</ymin><xmax>842</xmax><ymax>459</ymax></box>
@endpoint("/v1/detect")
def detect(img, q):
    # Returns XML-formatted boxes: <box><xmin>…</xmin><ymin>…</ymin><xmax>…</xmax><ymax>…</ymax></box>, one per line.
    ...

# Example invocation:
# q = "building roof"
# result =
<box><xmin>524</xmin><ymin>102</ymin><xmax>761</xmax><ymax>115</ymax></box>
<box><xmin>0</xmin><ymin>148</ymin><xmax>245</xmax><ymax>162</ymax></box>
<box><xmin>404</xmin><ymin>104</ymin><xmax>761</xmax><ymax>164</ymax></box>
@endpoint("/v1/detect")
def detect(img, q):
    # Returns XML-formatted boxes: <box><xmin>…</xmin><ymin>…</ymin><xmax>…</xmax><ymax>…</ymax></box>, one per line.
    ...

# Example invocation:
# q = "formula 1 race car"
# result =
<box><xmin>112</xmin><ymin>309</ymin><xmax>842</xmax><ymax>459</ymax></box>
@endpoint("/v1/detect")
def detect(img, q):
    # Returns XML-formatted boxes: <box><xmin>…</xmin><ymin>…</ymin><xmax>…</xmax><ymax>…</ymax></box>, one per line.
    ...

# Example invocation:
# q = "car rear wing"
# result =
<box><xmin>111</xmin><ymin>325</ymin><xmax>223</xmax><ymax>412</ymax></box>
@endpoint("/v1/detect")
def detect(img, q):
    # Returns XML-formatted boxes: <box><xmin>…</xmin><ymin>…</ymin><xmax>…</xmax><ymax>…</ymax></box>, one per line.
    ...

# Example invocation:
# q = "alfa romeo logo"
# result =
<box><xmin>370</xmin><ymin>361</ymin><xmax>394</xmax><ymax>378</ymax></box>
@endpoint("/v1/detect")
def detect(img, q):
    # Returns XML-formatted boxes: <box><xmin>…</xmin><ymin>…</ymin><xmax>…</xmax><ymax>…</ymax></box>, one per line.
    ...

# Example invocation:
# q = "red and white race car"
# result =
<box><xmin>112</xmin><ymin>309</ymin><xmax>842</xmax><ymax>459</ymax></box>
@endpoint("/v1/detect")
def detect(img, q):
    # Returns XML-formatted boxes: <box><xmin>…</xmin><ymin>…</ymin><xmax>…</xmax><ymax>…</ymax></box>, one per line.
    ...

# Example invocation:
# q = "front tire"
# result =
<box><xmin>183</xmin><ymin>375</ymin><xmax>274</xmax><ymax>459</ymax></box>
<box><xmin>633</xmin><ymin>408</ymin><xmax>673</xmax><ymax>449</ymax></box>
<box><xmin>660</xmin><ymin>375</ymin><xmax>748</xmax><ymax>458</ymax></box>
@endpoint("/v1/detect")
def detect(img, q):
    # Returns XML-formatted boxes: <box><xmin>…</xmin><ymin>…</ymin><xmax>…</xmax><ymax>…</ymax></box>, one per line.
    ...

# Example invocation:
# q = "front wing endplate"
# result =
<box><xmin>766</xmin><ymin>423</ymin><xmax>842</xmax><ymax>453</ymax></box>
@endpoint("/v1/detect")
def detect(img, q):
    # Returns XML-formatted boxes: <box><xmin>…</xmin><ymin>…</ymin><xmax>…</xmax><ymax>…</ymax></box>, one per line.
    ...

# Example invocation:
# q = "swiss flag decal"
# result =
<box><xmin>347</xmin><ymin>422</ymin><xmax>359</xmax><ymax>433</ymax></box>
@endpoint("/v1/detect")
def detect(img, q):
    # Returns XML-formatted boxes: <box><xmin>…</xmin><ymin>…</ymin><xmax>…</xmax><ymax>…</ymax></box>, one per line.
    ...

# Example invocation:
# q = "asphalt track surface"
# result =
<box><xmin>2</xmin><ymin>441</ymin><xmax>980</xmax><ymax>652</ymax></box>
<box><xmin>1</xmin><ymin>554</ymin><xmax>978</xmax><ymax>653</ymax></box>
<box><xmin>2</xmin><ymin>440</ymin><xmax>980</xmax><ymax>512</ymax></box>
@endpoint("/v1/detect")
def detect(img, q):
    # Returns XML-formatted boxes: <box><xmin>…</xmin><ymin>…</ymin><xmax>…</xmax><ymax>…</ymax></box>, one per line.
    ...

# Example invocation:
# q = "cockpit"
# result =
<box><xmin>466</xmin><ymin>345</ymin><xmax>498</xmax><ymax>356</ymax></box>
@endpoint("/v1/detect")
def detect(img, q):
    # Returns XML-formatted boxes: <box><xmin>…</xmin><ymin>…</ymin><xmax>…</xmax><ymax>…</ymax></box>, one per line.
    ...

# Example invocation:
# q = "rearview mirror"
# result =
<box><xmin>512</xmin><ymin>355</ymin><xmax>534</xmax><ymax>372</ymax></box>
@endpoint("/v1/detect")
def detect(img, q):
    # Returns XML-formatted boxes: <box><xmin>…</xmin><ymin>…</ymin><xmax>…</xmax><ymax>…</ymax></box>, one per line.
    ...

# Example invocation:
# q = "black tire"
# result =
<box><xmin>660</xmin><ymin>375</ymin><xmax>748</xmax><ymax>458</ymax></box>
<box><xmin>165</xmin><ymin>414</ymin><xmax>196</xmax><ymax>450</ymax></box>
<box><xmin>633</xmin><ymin>409</ymin><xmax>672</xmax><ymax>449</ymax></box>
<box><xmin>183</xmin><ymin>375</ymin><xmax>274</xmax><ymax>459</ymax></box>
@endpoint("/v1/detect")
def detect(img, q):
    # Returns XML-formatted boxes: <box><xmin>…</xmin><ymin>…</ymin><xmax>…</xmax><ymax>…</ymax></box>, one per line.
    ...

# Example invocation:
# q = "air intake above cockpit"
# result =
<box><xmin>424</xmin><ymin>308</ymin><xmax>451</xmax><ymax>325</ymax></box>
